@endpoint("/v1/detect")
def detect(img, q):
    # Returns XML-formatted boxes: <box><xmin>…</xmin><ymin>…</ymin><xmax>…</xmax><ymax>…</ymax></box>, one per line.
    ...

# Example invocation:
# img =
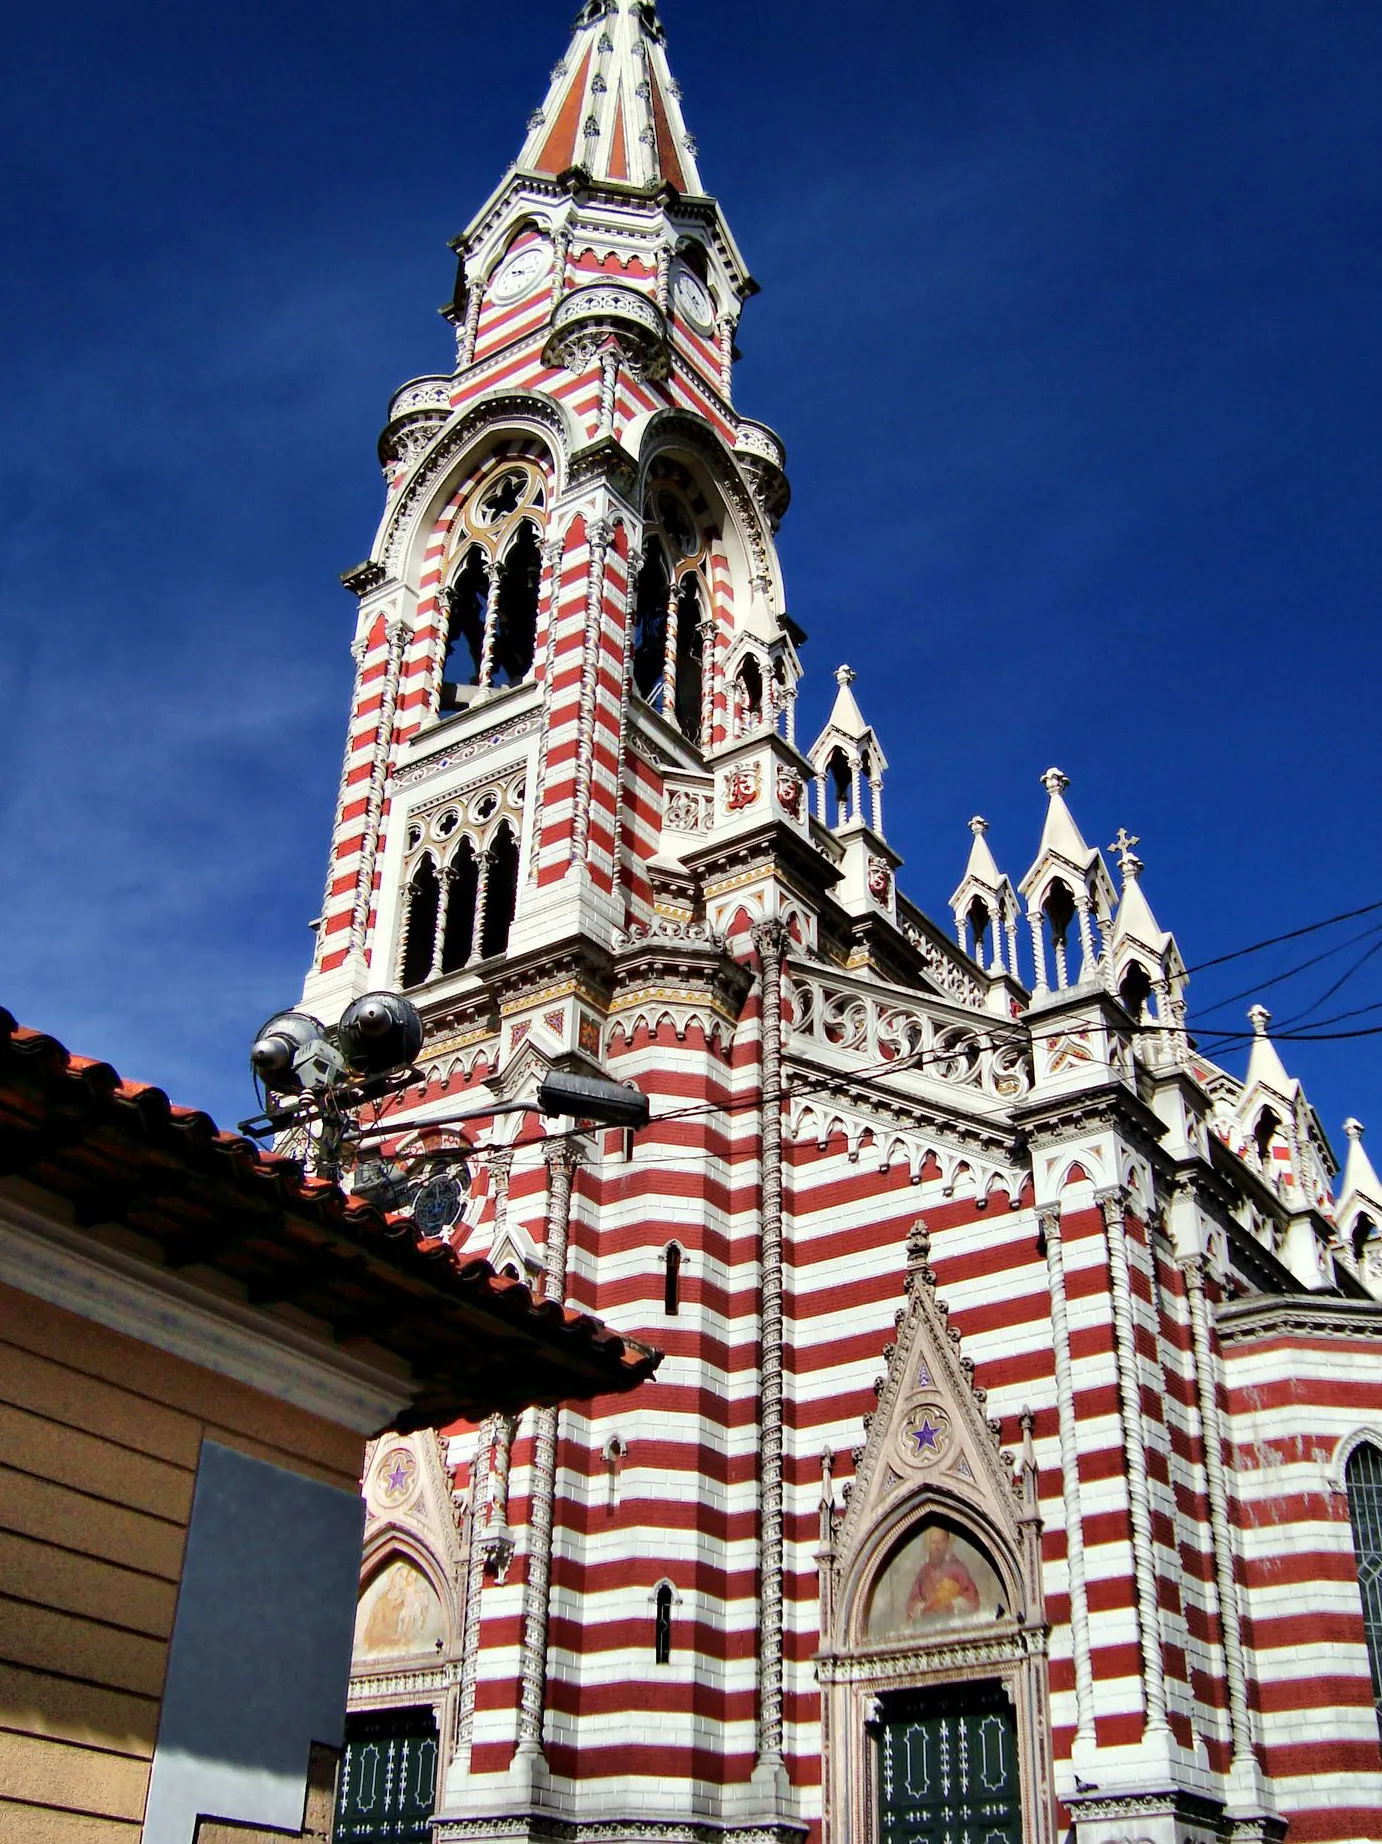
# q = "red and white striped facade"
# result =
<box><xmin>305</xmin><ymin>6</ymin><xmax>1382</xmax><ymax>1840</ymax></box>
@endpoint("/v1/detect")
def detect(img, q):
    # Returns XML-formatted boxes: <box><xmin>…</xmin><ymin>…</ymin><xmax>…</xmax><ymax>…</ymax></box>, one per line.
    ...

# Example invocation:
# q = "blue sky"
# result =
<box><xmin>3</xmin><ymin>1</ymin><xmax>1381</xmax><ymax>1151</ymax></box>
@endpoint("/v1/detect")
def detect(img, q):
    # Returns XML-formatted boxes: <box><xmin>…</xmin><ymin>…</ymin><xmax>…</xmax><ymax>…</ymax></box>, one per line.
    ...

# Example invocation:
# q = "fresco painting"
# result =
<box><xmin>354</xmin><ymin>1558</ymin><xmax>446</xmax><ymax>1657</ymax></box>
<box><xmin>866</xmin><ymin>1522</ymin><xmax>1004</xmax><ymax>1641</ymax></box>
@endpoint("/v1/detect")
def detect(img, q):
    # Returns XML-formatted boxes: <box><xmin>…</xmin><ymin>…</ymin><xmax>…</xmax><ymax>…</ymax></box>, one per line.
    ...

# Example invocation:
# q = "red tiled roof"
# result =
<box><xmin>0</xmin><ymin>1008</ymin><xmax>658</xmax><ymax>1429</ymax></box>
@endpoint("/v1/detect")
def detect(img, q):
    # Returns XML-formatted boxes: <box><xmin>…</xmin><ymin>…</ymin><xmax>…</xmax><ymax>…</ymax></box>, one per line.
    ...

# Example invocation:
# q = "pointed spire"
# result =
<box><xmin>1109</xmin><ymin>834</ymin><xmax>1167</xmax><ymax>951</ymax></box>
<box><xmin>1342</xmin><ymin>1118</ymin><xmax>1382</xmax><ymax>1204</ymax></box>
<box><xmin>1033</xmin><ymin>766</ymin><xmax>1095</xmax><ymax>869</ymax></box>
<box><xmin>516</xmin><ymin>1</ymin><xmax>704</xmax><ymax>195</ymax></box>
<box><xmin>963</xmin><ymin>815</ymin><xmax>1002</xmax><ymax>886</ymax></box>
<box><xmin>1244</xmin><ymin>1005</ymin><xmax>1296</xmax><ymax>1097</ymax></box>
<box><xmin>825</xmin><ymin>662</ymin><xmax>868</xmax><ymax>737</ymax></box>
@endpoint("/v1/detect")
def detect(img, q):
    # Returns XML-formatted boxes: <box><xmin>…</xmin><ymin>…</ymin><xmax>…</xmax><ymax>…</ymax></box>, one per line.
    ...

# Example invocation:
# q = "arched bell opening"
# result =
<box><xmin>965</xmin><ymin>896</ymin><xmax>994</xmax><ymax>970</ymax></box>
<box><xmin>441</xmin><ymin>547</ymin><xmax>490</xmax><ymax>703</ymax></box>
<box><xmin>1040</xmin><ymin>880</ymin><xmax>1076</xmax><ymax>990</ymax></box>
<box><xmin>633</xmin><ymin>537</ymin><xmax>670</xmax><ymax>705</ymax></box>
<box><xmin>400</xmin><ymin>856</ymin><xmax>441</xmax><ymax>990</ymax></box>
<box><xmin>671</xmin><ymin>574</ymin><xmax>705</xmax><ymax>742</ymax></box>
<box><xmin>479</xmin><ymin>823</ymin><xmax>519</xmax><ymax>960</ymax></box>
<box><xmin>733</xmin><ymin>655</ymin><xmax>764</xmax><ymax>737</ymax></box>
<box><xmin>1118</xmin><ymin>957</ymin><xmax>1155</xmax><ymax>1025</ymax></box>
<box><xmin>440</xmin><ymin>840</ymin><xmax>480</xmax><ymax>975</ymax></box>
<box><xmin>825</xmin><ymin>746</ymin><xmax>853</xmax><ymax>829</ymax></box>
<box><xmin>1253</xmin><ymin>1104</ymin><xmax>1284</xmax><ymax>1170</ymax></box>
<box><xmin>490</xmin><ymin>519</ymin><xmax>541</xmax><ymax>687</ymax></box>
<box><xmin>1354</xmin><ymin>1212</ymin><xmax>1379</xmax><ymax>1268</ymax></box>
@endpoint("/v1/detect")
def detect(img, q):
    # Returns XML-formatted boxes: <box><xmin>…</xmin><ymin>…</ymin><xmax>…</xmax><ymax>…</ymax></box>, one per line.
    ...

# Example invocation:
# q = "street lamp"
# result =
<box><xmin>239</xmin><ymin>992</ymin><xmax>648</xmax><ymax>1215</ymax></box>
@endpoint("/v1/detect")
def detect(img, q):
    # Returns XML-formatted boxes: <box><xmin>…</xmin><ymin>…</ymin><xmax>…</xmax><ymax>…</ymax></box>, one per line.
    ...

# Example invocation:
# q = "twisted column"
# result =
<box><xmin>661</xmin><ymin>577</ymin><xmax>680</xmax><ymax>723</ymax></box>
<box><xmin>751</xmin><ymin>919</ymin><xmax>788</xmax><ymax>1782</ymax></box>
<box><xmin>349</xmin><ymin>618</ymin><xmax>408</xmax><ymax>959</ymax></box>
<box><xmin>1183</xmin><ymin>1254</ymin><xmax>1256</xmax><ymax>1775</ymax></box>
<box><xmin>528</xmin><ymin>535</ymin><xmax>566</xmax><ymax>885</ymax></box>
<box><xmin>571</xmin><ymin>518</ymin><xmax>613</xmax><ymax>863</ymax></box>
<box><xmin>1097</xmin><ymin>1188</ymin><xmax>1170</xmax><ymax>1737</ymax></box>
<box><xmin>1040</xmin><ymin>1204</ymin><xmax>1096</xmax><ymax>1751</ymax></box>
<box><xmin>515</xmin><ymin>1144</ymin><xmax>582</xmax><ymax>1759</ymax></box>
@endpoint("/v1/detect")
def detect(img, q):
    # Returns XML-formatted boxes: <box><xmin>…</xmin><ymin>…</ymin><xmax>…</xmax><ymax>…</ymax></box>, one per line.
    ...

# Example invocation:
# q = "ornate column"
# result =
<box><xmin>350</xmin><ymin>618</ymin><xmax>409</xmax><ymax>961</ymax></box>
<box><xmin>1039</xmin><ymin>1203</ymin><xmax>1096</xmax><ymax>1753</ymax></box>
<box><xmin>1182</xmin><ymin>1253</ymin><xmax>1257</xmax><ymax>1779</ymax></box>
<box><xmin>468</xmin><ymin>848</ymin><xmax>493</xmax><ymax>965</ymax></box>
<box><xmin>453</xmin><ymin>1421</ymin><xmax>492</xmax><ymax>1768</ymax></box>
<box><xmin>1097</xmin><ymin>1188</ymin><xmax>1170</xmax><ymax>1738</ymax></box>
<box><xmin>654</xmin><ymin>240</ymin><xmax>672</xmax><ymax>313</ymax></box>
<box><xmin>550</xmin><ymin>225</ymin><xmax>571</xmax><ymax>316</ymax></box>
<box><xmin>1028</xmin><ymin>908</ymin><xmax>1050</xmax><ymax>996</ymax></box>
<box><xmin>514</xmin><ymin>1143</ymin><xmax>582</xmax><ymax>1765</ymax></box>
<box><xmin>528</xmin><ymin>534</ymin><xmax>566</xmax><ymax>884</ymax></box>
<box><xmin>1075</xmin><ymin>894</ymin><xmax>1097</xmax><ymax>982</ymax></box>
<box><xmin>661</xmin><ymin>576</ymin><xmax>680</xmax><ymax>724</ymax></box>
<box><xmin>848</xmin><ymin>747</ymin><xmax>862</xmax><ymax>825</ymax></box>
<box><xmin>477</xmin><ymin>569</ymin><xmax>501</xmax><ymax>690</ymax></box>
<box><xmin>750</xmin><ymin>919</ymin><xmax>788</xmax><ymax>1797</ymax></box>
<box><xmin>571</xmin><ymin>518</ymin><xmax>613</xmax><ymax>863</ymax></box>
<box><xmin>430</xmin><ymin>869</ymin><xmax>453</xmax><ymax>980</ymax></box>
<box><xmin>459</xmin><ymin>278</ymin><xmax>482</xmax><ymax>368</ymax></box>
<box><xmin>868</xmin><ymin>771</ymin><xmax>883</xmax><ymax>835</ymax></box>
<box><xmin>698</xmin><ymin>608</ymin><xmax>716</xmax><ymax>749</ymax></box>
<box><xmin>716</xmin><ymin>313</ymin><xmax>735</xmax><ymax>397</ymax></box>
<box><xmin>1004</xmin><ymin>901</ymin><xmax>1021</xmax><ymax>988</ymax></box>
<box><xmin>597</xmin><ymin>346</ymin><xmax>619</xmax><ymax>437</ymax></box>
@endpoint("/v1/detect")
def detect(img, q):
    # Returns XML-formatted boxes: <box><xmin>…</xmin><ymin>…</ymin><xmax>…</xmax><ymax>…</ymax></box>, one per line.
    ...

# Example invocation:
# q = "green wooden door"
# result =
<box><xmin>877</xmin><ymin>1682</ymin><xmax>1022</xmax><ymax>1844</ymax></box>
<box><xmin>335</xmin><ymin>1706</ymin><xmax>439</xmax><ymax>1844</ymax></box>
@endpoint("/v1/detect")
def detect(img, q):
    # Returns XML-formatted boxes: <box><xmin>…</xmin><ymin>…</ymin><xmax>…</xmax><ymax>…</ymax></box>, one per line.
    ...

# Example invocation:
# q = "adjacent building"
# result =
<box><xmin>0</xmin><ymin>1006</ymin><xmax>654</xmax><ymax>1844</ymax></box>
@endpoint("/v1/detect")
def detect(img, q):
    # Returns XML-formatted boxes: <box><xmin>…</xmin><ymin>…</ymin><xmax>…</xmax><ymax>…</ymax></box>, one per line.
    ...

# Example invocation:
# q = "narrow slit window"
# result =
<box><xmin>654</xmin><ymin>1583</ymin><xmax>673</xmax><ymax>1664</ymax></box>
<box><xmin>663</xmin><ymin>1243</ymin><xmax>682</xmax><ymax>1316</ymax></box>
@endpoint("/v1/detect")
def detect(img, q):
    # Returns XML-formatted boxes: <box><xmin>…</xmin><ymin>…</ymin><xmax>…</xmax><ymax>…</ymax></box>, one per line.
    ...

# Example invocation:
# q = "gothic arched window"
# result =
<box><xmin>825</xmin><ymin>747</ymin><xmax>852</xmax><ymax>828</ymax></box>
<box><xmin>1119</xmin><ymin>959</ymin><xmax>1154</xmax><ymax>1022</ymax></box>
<box><xmin>654</xmin><ymin>1583</ymin><xmax>674</xmax><ymax>1664</ymax></box>
<box><xmin>440</xmin><ymin>840</ymin><xmax>479</xmax><ymax>974</ymax></box>
<box><xmin>401</xmin><ymin>856</ymin><xmax>441</xmax><ymax>989</ymax></box>
<box><xmin>633</xmin><ymin>537</ymin><xmax>670</xmax><ymax>703</ymax></box>
<box><xmin>442</xmin><ymin>547</ymin><xmax>490</xmax><ymax>702</ymax></box>
<box><xmin>734</xmin><ymin>656</ymin><xmax>764</xmax><ymax>737</ymax></box>
<box><xmin>480</xmin><ymin>823</ymin><xmax>520</xmax><ymax>960</ymax></box>
<box><xmin>672</xmin><ymin>576</ymin><xmax>704</xmax><ymax>742</ymax></box>
<box><xmin>1042</xmin><ymin>879</ymin><xmax>1076</xmax><ymax>989</ymax></box>
<box><xmin>966</xmin><ymin>895</ymin><xmax>992</xmax><ymax>967</ymax></box>
<box><xmin>491</xmin><ymin>520</ymin><xmax>541</xmax><ymax>687</ymax></box>
<box><xmin>1346</xmin><ymin>1441</ymin><xmax>1382</xmax><ymax>1733</ymax></box>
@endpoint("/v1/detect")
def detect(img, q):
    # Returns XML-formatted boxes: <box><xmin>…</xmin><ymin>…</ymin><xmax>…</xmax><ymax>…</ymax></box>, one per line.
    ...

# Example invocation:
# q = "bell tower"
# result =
<box><xmin>303</xmin><ymin>0</ymin><xmax>797</xmax><ymax>1030</ymax></box>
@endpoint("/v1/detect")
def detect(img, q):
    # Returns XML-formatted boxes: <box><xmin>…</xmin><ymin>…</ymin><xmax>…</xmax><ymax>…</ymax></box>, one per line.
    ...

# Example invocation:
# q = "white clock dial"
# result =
<box><xmin>672</xmin><ymin>267</ymin><xmax>714</xmax><ymax>334</ymax></box>
<box><xmin>490</xmin><ymin>243</ymin><xmax>552</xmax><ymax>304</ymax></box>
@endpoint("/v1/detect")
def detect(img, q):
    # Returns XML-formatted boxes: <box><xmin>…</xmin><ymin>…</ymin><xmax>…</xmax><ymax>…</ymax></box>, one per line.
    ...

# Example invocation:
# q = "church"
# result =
<box><xmin>297</xmin><ymin>4</ymin><xmax>1382</xmax><ymax>1840</ymax></box>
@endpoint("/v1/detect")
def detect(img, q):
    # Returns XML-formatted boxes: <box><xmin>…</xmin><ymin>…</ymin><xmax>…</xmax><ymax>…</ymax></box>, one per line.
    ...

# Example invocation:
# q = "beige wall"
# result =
<box><xmin>0</xmin><ymin>1280</ymin><xmax>365</xmax><ymax>1844</ymax></box>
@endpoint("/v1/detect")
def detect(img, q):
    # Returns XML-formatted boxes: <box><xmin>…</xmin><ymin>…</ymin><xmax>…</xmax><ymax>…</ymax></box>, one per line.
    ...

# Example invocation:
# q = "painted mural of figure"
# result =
<box><xmin>360</xmin><ymin>1561</ymin><xmax>438</xmax><ymax>1654</ymax></box>
<box><xmin>905</xmin><ymin>1526</ymin><xmax>981</xmax><ymax>1624</ymax></box>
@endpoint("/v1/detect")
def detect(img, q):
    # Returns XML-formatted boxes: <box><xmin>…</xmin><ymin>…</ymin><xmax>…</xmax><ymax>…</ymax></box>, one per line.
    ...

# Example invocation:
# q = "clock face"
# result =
<box><xmin>672</xmin><ymin>266</ymin><xmax>714</xmax><ymax>334</ymax></box>
<box><xmin>490</xmin><ymin>243</ymin><xmax>552</xmax><ymax>305</ymax></box>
